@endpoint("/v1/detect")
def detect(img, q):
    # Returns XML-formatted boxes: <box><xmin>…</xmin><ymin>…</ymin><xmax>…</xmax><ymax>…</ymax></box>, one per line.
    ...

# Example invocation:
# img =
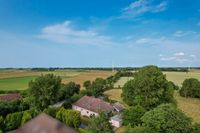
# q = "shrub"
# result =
<box><xmin>180</xmin><ymin>78</ymin><xmax>200</xmax><ymax>98</ymax></box>
<box><xmin>4</xmin><ymin>112</ymin><xmax>23</xmax><ymax>131</ymax></box>
<box><xmin>21</xmin><ymin>111</ymin><xmax>32</xmax><ymax>126</ymax></box>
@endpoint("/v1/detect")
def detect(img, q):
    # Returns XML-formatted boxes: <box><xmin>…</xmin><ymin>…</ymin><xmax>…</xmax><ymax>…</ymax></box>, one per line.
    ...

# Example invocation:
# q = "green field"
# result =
<box><xmin>0</xmin><ymin>69</ymin><xmax>114</xmax><ymax>90</ymax></box>
<box><xmin>0</xmin><ymin>76</ymin><xmax>37</xmax><ymax>90</ymax></box>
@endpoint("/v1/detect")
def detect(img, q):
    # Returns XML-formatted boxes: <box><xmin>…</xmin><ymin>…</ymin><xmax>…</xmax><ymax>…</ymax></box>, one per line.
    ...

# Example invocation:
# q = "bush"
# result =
<box><xmin>43</xmin><ymin>107</ymin><xmax>59</xmax><ymax>118</ymax></box>
<box><xmin>0</xmin><ymin>100</ymin><xmax>22</xmax><ymax>116</ymax></box>
<box><xmin>4</xmin><ymin>112</ymin><xmax>23</xmax><ymax>131</ymax></box>
<box><xmin>56</xmin><ymin>108</ymin><xmax>81</xmax><ymax>128</ymax></box>
<box><xmin>180</xmin><ymin>78</ymin><xmax>200</xmax><ymax>98</ymax></box>
<box><xmin>21</xmin><ymin>111</ymin><xmax>32</xmax><ymax>125</ymax></box>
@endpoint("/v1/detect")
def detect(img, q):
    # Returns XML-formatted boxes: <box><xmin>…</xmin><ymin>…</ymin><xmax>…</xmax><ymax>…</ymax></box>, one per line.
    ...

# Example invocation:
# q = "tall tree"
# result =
<box><xmin>87</xmin><ymin>112</ymin><xmax>113</xmax><ymax>133</ymax></box>
<box><xmin>122</xmin><ymin>65</ymin><xmax>175</xmax><ymax>110</ymax></box>
<box><xmin>141</xmin><ymin>104</ymin><xmax>192</xmax><ymax>133</ymax></box>
<box><xmin>83</xmin><ymin>80</ymin><xmax>91</xmax><ymax>89</ymax></box>
<box><xmin>29</xmin><ymin>74</ymin><xmax>61</xmax><ymax>110</ymax></box>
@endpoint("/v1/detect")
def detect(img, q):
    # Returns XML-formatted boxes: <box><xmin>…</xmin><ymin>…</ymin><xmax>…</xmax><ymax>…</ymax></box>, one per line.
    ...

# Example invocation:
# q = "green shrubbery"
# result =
<box><xmin>56</xmin><ymin>107</ymin><xmax>81</xmax><ymax>128</ymax></box>
<box><xmin>180</xmin><ymin>78</ymin><xmax>200</xmax><ymax>98</ymax></box>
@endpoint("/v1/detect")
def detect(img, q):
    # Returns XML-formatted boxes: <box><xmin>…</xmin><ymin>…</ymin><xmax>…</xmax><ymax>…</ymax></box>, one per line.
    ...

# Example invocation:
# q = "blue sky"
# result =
<box><xmin>0</xmin><ymin>0</ymin><xmax>200</xmax><ymax>67</ymax></box>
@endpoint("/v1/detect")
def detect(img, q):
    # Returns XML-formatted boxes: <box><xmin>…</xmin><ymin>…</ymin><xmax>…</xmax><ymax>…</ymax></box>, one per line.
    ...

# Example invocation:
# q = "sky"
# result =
<box><xmin>0</xmin><ymin>0</ymin><xmax>200</xmax><ymax>68</ymax></box>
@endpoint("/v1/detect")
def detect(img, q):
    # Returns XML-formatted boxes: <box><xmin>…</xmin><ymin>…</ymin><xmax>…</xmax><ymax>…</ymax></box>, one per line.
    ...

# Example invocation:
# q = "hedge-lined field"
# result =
<box><xmin>0</xmin><ymin>69</ymin><xmax>114</xmax><ymax>90</ymax></box>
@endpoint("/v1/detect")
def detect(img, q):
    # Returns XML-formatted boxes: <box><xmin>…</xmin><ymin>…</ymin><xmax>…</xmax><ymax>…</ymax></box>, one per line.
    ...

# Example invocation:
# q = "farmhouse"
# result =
<box><xmin>72</xmin><ymin>96</ymin><xmax>114</xmax><ymax>117</ymax></box>
<box><xmin>11</xmin><ymin>113</ymin><xmax>77</xmax><ymax>133</ymax></box>
<box><xmin>0</xmin><ymin>93</ymin><xmax>21</xmax><ymax>101</ymax></box>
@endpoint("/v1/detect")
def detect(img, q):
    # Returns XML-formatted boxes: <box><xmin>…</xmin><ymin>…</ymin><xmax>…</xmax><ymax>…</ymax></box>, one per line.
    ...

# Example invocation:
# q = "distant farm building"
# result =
<box><xmin>72</xmin><ymin>96</ymin><xmax>114</xmax><ymax>117</ymax></box>
<box><xmin>11</xmin><ymin>113</ymin><xmax>77</xmax><ymax>133</ymax></box>
<box><xmin>0</xmin><ymin>93</ymin><xmax>21</xmax><ymax>101</ymax></box>
<box><xmin>113</xmin><ymin>102</ymin><xmax>124</xmax><ymax>112</ymax></box>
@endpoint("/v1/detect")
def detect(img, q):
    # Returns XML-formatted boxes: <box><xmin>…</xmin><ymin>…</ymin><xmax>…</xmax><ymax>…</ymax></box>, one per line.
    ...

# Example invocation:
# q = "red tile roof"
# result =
<box><xmin>73</xmin><ymin>96</ymin><xmax>114</xmax><ymax>113</ymax></box>
<box><xmin>0</xmin><ymin>93</ymin><xmax>21</xmax><ymax>101</ymax></box>
<box><xmin>11</xmin><ymin>113</ymin><xmax>77</xmax><ymax>133</ymax></box>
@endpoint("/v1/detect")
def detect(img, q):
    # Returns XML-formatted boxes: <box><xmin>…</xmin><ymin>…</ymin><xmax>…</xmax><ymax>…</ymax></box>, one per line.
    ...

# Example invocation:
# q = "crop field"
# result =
<box><xmin>114</xmin><ymin>77</ymin><xmax>134</xmax><ymax>88</ymax></box>
<box><xmin>113</xmin><ymin>70</ymin><xmax>200</xmax><ymax>88</ymax></box>
<box><xmin>164</xmin><ymin>71</ymin><xmax>200</xmax><ymax>86</ymax></box>
<box><xmin>0</xmin><ymin>69</ymin><xmax>114</xmax><ymax>90</ymax></box>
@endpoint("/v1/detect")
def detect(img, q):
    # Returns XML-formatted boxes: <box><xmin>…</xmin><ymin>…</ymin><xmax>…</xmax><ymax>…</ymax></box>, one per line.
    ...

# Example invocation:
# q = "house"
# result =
<box><xmin>110</xmin><ymin>115</ymin><xmax>122</xmax><ymax>128</ymax></box>
<box><xmin>72</xmin><ymin>96</ymin><xmax>114</xmax><ymax>117</ymax></box>
<box><xmin>0</xmin><ymin>93</ymin><xmax>21</xmax><ymax>101</ymax></box>
<box><xmin>11</xmin><ymin>113</ymin><xmax>77</xmax><ymax>133</ymax></box>
<box><xmin>112</xmin><ymin>102</ymin><xmax>124</xmax><ymax>113</ymax></box>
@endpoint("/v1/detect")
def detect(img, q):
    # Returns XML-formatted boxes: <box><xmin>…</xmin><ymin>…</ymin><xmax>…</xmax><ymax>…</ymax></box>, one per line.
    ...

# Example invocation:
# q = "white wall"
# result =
<box><xmin>72</xmin><ymin>105</ymin><xmax>99</xmax><ymax>117</ymax></box>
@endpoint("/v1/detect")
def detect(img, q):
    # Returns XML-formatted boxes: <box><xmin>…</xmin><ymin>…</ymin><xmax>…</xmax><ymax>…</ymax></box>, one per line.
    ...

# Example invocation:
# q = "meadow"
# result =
<box><xmin>0</xmin><ymin>69</ymin><xmax>114</xmax><ymax>90</ymax></box>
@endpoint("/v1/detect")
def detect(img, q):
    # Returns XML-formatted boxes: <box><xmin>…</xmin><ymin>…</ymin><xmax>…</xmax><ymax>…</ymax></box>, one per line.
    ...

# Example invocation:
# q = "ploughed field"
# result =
<box><xmin>0</xmin><ymin>69</ymin><xmax>114</xmax><ymax>90</ymax></box>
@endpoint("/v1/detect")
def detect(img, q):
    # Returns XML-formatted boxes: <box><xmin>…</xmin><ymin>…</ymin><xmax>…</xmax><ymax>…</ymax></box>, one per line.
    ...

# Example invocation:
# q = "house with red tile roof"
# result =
<box><xmin>72</xmin><ymin>96</ymin><xmax>114</xmax><ymax>117</ymax></box>
<box><xmin>0</xmin><ymin>93</ymin><xmax>21</xmax><ymax>101</ymax></box>
<box><xmin>11</xmin><ymin>113</ymin><xmax>77</xmax><ymax>133</ymax></box>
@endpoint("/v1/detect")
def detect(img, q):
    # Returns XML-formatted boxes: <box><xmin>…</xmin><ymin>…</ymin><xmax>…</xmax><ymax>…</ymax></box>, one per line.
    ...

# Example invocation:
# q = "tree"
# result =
<box><xmin>87</xmin><ymin>112</ymin><xmax>113</xmax><ymax>133</ymax></box>
<box><xmin>83</xmin><ymin>80</ymin><xmax>91</xmax><ymax>89</ymax></box>
<box><xmin>43</xmin><ymin>108</ymin><xmax>59</xmax><ymax>118</ymax></box>
<box><xmin>141</xmin><ymin>104</ymin><xmax>192</xmax><ymax>133</ymax></box>
<box><xmin>122</xmin><ymin>105</ymin><xmax>146</xmax><ymax>127</ymax></box>
<box><xmin>21</xmin><ymin>111</ymin><xmax>32</xmax><ymax>126</ymax></box>
<box><xmin>59</xmin><ymin>82</ymin><xmax>80</xmax><ymax>100</ymax></box>
<box><xmin>4</xmin><ymin>112</ymin><xmax>23</xmax><ymax>131</ymax></box>
<box><xmin>180</xmin><ymin>78</ymin><xmax>200</xmax><ymax>98</ymax></box>
<box><xmin>90</xmin><ymin>78</ymin><xmax>107</xmax><ymax>97</ymax></box>
<box><xmin>122</xmin><ymin>66</ymin><xmax>175</xmax><ymax>110</ymax></box>
<box><xmin>124</xmin><ymin>125</ymin><xmax>149</xmax><ymax>133</ymax></box>
<box><xmin>29</xmin><ymin>74</ymin><xmax>61</xmax><ymax>110</ymax></box>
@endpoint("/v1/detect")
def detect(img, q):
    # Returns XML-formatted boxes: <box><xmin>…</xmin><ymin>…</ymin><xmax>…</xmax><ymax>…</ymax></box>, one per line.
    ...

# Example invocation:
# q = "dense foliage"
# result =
<box><xmin>141</xmin><ymin>104</ymin><xmax>192</xmax><ymax>133</ymax></box>
<box><xmin>4</xmin><ymin>112</ymin><xmax>23</xmax><ymax>131</ymax></box>
<box><xmin>122</xmin><ymin>105</ymin><xmax>146</xmax><ymax>127</ymax></box>
<box><xmin>29</xmin><ymin>74</ymin><xmax>62</xmax><ymax>110</ymax></box>
<box><xmin>87</xmin><ymin>113</ymin><xmax>113</xmax><ymax>133</ymax></box>
<box><xmin>122</xmin><ymin>65</ymin><xmax>176</xmax><ymax>110</ymax></box>
<box><xmin>180</xmin><ymin>78</ymin><xmax>200</xmax><ymax>98</ymax></box>
<box><xmin>21</xmin><ymin>111</ymin><xmax>32</xmax><ymax>126</ymax></box>
<box><xmin>56</xmin><ymin>107</ymin><xmax>81</xmax><ymax>128</ymax></box>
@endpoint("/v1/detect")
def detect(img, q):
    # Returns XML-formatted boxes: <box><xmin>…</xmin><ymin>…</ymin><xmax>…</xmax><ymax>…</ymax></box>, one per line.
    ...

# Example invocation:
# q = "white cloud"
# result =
<box><xmin>174</xmin><ymin>52</ymin><xmax>185</xmax><ymax>56</ymax></box>
<box><xmin>160</xmin><ymin>52</ymin><xmax>196</xmax><ymax>63</ymax></box>
<box><xmin>37</xmin><ymin>20</ymin><xmax>116</xmax><ymax>46</ymax></box>
<box><xmin>173</xmin><ymin>30</ymin><xmax>196</xmax><ymax>37</ymax></box>
<box><xmin>120</xmin><ymin>0</ymin><xmax>168</xmax><ymax>18</ymax></box>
